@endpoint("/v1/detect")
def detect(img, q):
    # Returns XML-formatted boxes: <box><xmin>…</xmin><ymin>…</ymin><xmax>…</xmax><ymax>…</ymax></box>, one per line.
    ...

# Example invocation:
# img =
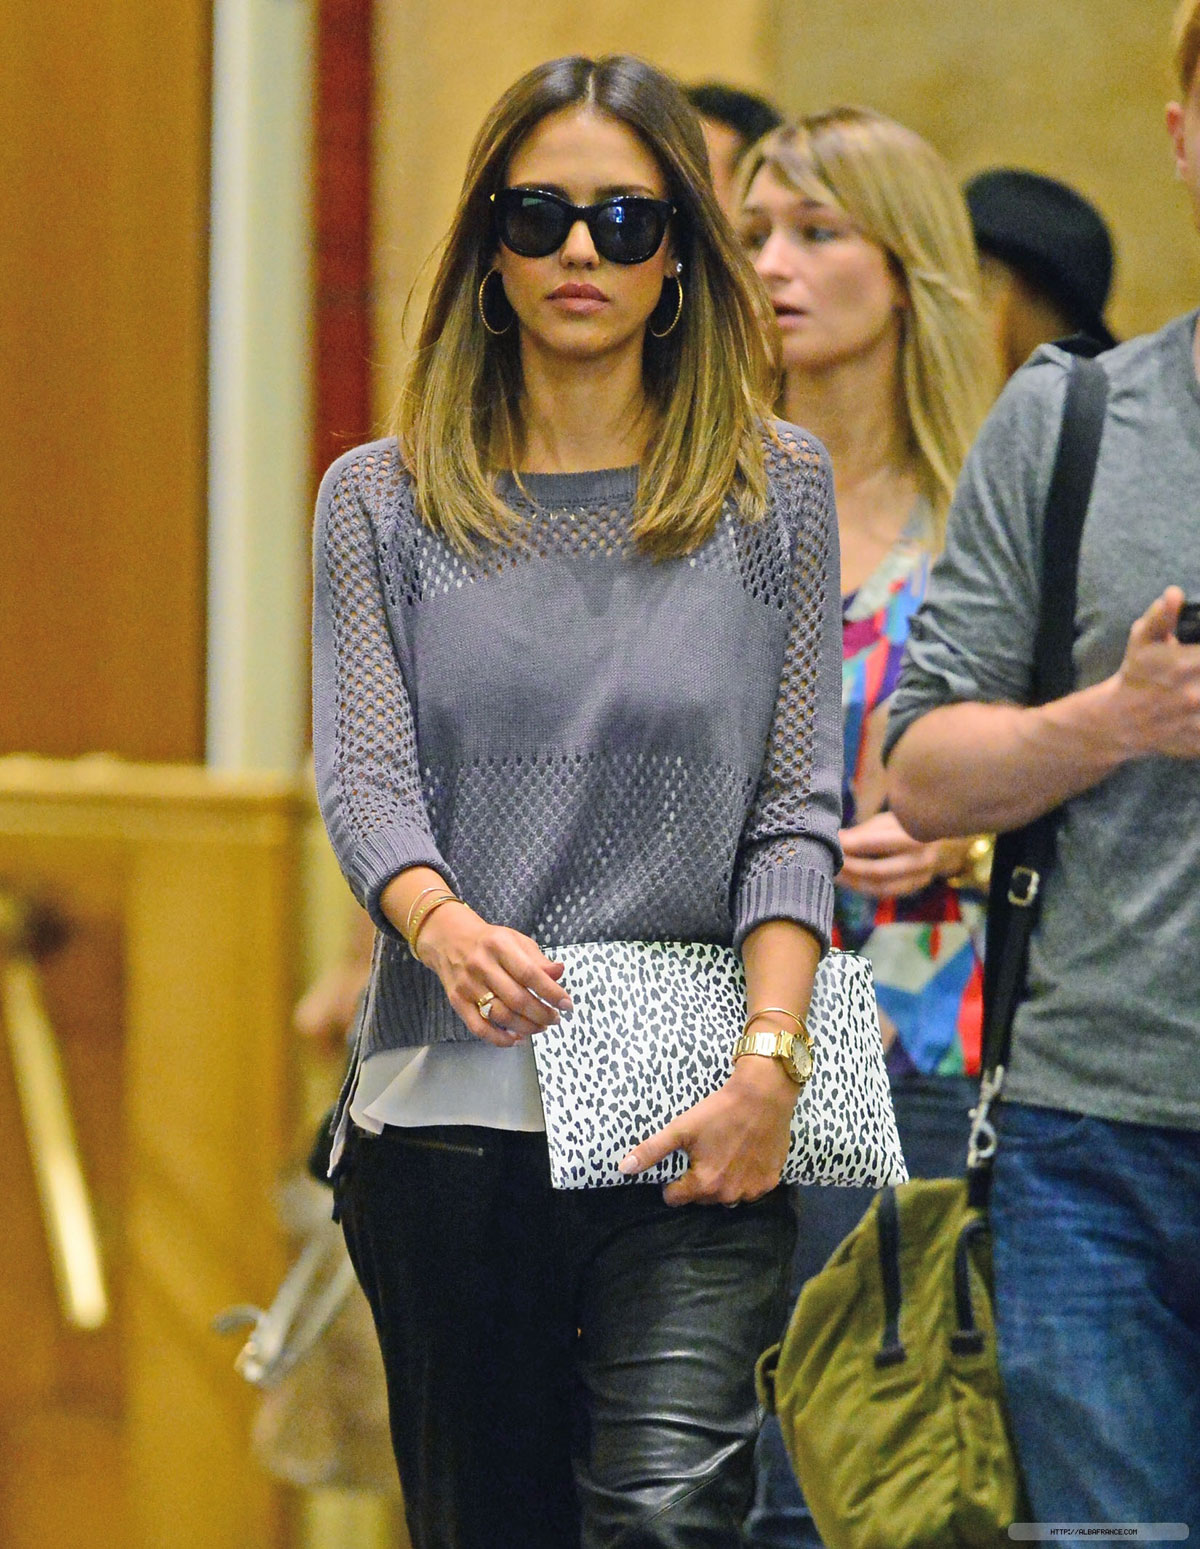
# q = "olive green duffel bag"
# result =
<box><xmin>757</xmin><ymin>1177</ymin><xmax>1026</xmax><ymax>1549</ymax></box>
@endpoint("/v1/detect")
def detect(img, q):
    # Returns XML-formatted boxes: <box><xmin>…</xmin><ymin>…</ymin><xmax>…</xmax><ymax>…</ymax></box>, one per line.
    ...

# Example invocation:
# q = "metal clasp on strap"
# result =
<box><xmin>1007</xmin><ymin>867</ymin><xmax>1040</xmax><ymax>907</ymax></box>
<box><xmin>967</xmin><ymin>1064</ymin><xmax>1006</xmax><ymax>1169</ymax></box>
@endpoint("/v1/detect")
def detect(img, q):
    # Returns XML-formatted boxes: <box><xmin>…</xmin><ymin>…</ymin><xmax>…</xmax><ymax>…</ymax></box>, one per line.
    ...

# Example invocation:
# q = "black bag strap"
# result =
<box><xmin>872</xmin><ymin>1185</ymin><xmax>992</xmax><ymax>1361</ymax></box>
<box><xmin>873</xmin><ymin>1187</ymin><xmax>906</xmax><ymax>1368</ymax></box>
<box><xmin>967</xmin><ymin>343</ymin><xmax>1109</xmax><ymax>1199</ymax></box>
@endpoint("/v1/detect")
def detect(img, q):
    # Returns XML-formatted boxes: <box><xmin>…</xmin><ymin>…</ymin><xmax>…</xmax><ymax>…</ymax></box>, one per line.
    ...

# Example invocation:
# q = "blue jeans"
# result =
<box><xmin>744</xmin><ymin>1074</ymin><xmax>978</xmax><ymax>1548</ymax></box>
<box><xmin>991</xmin><ymin>1102</ymin><xmax>1200</xmax><ymax>1536</ymax></box>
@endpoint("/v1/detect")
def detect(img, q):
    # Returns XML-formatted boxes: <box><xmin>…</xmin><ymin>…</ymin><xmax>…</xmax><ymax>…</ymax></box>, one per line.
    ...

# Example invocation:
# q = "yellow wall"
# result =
<box><xmin>768</xmin><ymin>0</ymin><xmax>1200</xmax><ymax>341</ymax></box>
<box><xmin>372</xmin><ymin>0</ymin><xmax>772</xmax><ymax>416</ymax></box>
<box><xmin>372</xmin><ymin>0</ymin><xmax>1200</xmax><ymax>412</ymax></box>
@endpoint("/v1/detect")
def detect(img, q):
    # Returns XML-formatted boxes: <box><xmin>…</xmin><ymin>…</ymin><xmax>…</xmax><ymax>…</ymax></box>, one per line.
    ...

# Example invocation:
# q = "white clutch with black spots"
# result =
<box><xmin>534</xmin><ymin>941</ymin><xmax>907</xmax><ymax>1191</ymax></box>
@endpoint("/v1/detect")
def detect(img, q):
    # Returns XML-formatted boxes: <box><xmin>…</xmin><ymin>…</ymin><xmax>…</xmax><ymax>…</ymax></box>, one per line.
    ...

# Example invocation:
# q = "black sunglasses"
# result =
<box><xmin>490</xmin><ymin>188</ymin><xmax>675</xmax><ymax>266</ymax></box>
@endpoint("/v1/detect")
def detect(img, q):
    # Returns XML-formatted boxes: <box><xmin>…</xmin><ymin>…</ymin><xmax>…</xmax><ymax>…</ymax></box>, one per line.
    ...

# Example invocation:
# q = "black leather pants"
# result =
<box><xmin>336</xmin><ymin>1123</ymin><xmax>795</xmax><ymax>1549</ymax></box>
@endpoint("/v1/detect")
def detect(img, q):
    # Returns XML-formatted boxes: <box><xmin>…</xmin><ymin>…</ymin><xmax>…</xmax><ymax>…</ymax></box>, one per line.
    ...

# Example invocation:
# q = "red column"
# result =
<box><xmin>312</xmin><ymin>0</ymin><xmax>374</xmax><ymax>489</ymax></box>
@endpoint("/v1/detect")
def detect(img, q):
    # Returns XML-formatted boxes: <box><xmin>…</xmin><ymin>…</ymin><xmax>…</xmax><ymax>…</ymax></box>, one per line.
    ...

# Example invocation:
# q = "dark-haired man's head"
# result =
<box><xmin>965</xmin><ymin>169</ymin><xmax>1117</xmax><ymax>377</ymax></box>
<box><xmin>684</xmin><ymin>82</ymin><xmax>783</xmax><ymax>216</ymax></box>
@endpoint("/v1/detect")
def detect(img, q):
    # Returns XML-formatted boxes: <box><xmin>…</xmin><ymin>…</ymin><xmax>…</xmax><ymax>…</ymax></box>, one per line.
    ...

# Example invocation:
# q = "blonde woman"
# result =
<box><xmin>737</xmin><ymin>110</ymin><xmax>996</xmax><ymax>1546</ymax></box>
<box><xmin>313</xmin><ymin>56</ymin><xmax>843</xmax><ymax>1549</ymax></box>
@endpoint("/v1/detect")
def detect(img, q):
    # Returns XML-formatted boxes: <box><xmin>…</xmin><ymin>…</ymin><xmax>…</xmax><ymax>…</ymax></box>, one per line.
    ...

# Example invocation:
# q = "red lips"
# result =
<box><xmin>549</xmin><ymin>282</ymin><xmax>608</xmax><ymax>301</ymax></box>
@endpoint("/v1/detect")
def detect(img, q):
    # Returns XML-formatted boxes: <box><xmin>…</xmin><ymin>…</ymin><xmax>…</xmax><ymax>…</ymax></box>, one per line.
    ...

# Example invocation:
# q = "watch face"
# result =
<box><xmin>788</xmin><ymin>1037</ymin><xmax>814</xmax><ymax>1086</ymax></box>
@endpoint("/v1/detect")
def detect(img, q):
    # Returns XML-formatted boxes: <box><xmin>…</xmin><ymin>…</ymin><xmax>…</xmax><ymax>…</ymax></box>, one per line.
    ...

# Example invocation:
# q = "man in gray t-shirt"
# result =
<box><xmin>884</xmin><ymin>12</ymin><xmax>1200</xmax><ymax>1528</ymax></box>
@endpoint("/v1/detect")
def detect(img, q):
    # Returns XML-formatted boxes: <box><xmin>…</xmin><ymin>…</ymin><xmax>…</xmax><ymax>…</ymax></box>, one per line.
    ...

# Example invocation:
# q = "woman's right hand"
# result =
<box><xmin>413</xmin><ymin>903</ymin><xmax>573</xmax><ymax>1048</ymax></box>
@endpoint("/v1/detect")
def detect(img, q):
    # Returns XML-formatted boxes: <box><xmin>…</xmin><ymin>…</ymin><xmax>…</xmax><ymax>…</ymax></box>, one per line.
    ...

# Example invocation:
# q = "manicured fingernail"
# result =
<box><xmin>558</xmin><ymin>998</ymin><xmax>574</xmax><ymax>1018</ymax></box>
<box><xmin>618</xmin><ymin>1152</ymin><xmax>640</xmax><ymax>1176</ymax></box>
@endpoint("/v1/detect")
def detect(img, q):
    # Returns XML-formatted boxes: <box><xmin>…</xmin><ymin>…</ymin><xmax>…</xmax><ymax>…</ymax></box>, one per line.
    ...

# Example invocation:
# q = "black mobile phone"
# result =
<box><xmin>1176</xmin><ymin>601</ymin><xmax>1200</xmax><ymax>644</ymax></box>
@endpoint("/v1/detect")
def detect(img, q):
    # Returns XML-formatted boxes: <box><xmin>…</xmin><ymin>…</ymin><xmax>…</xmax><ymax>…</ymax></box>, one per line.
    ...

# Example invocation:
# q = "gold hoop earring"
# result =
<box><xmin>649</xmin><ymin>274</ymin><xmax>684</xmax><ymax>339</ymax></box>
<box><xmin>478</xmin><ymin>269</ymin><xmax>514</xmax><ymax>336</ymax></box>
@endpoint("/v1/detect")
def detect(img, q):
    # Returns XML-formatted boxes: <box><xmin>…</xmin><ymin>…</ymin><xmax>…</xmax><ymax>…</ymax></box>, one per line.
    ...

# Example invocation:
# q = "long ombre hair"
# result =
<box><xmin>395</xmin><ymin>55</ymin><xmax>779</xmax><ymax>560</ymax></box>
<box><xmin>741</xmin><ymin>108</ymin><xmax>996</xmax><ymax>536</ymax></box>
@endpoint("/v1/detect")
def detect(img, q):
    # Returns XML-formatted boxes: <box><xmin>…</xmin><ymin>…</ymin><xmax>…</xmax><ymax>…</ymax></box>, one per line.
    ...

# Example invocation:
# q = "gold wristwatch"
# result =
<box><xmin>732</xmin><ymin>1025</ymin><xmax>814</xmax><ymax>1088</ymax></box>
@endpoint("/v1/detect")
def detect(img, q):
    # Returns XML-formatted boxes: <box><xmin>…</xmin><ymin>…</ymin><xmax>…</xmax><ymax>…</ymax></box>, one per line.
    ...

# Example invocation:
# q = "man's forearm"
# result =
<box><xmin>887</xmin><ymin>677</ymin><xmax>1133</xmax><ymax>838</ymax></box>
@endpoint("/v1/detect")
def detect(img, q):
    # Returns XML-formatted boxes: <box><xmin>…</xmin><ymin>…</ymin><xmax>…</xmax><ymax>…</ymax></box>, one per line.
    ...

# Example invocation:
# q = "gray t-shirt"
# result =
<box><xmin>885</xmin><ymin>312</ymin><xmax>1200</xmax><ymax>1131</ymax></box>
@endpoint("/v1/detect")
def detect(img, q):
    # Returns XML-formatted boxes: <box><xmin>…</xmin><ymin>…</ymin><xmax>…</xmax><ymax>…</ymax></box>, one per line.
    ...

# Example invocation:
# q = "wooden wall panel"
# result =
<box><xmin>0</xmin><ymin>1</ymin><xmax>210</xmax><ymax>761</ymax></box>
<box><xmin>0</xmin><ymin>758</ymin><xmax>305</xmax><ymax>1549</ymax></box>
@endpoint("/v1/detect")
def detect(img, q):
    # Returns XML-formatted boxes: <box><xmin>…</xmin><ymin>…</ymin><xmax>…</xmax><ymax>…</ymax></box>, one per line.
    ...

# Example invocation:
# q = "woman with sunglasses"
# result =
<box><xmin>313</xmin><ymin>53</ymin><xmax>842</xmax><ymax>1549</ymax></box>
<box><xmin>735</xmin><ymin>111</ymin><xmax>996</xmax><ymax>1547</ymax></box>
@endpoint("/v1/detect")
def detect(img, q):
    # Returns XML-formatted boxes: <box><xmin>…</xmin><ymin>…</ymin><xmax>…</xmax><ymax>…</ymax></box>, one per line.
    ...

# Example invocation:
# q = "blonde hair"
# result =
<box><xmin>395</xmin><ymin>55</ymin><xmax>780</xmax><ymax>560</ymax></box>
<box><xmin>741</xmin><ymin>108</ymin><xmax>996</xmax><ymax>537</ymax></box>
<box><xmin>1174</xmin><ymin>0</ymin><xmax>1200</xmax><ymax>94</ymax></box>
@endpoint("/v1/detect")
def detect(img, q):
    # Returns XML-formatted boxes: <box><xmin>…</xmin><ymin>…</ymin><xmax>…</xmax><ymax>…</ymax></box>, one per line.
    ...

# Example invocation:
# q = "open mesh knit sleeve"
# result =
<box><xmin>312</xmin><ymin>445</ymin><xmax>455</xmax><ymax>935</ymax></box>
<box><xmin>732</xmin><ymin>432</ymin><xmax>843</xmax><ymax>951</ymax></box>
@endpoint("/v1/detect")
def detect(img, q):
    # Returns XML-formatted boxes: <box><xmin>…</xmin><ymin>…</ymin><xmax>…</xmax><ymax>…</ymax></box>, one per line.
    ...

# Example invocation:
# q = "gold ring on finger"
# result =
<box><xmin>476</xmin><ymin>991</ymin><xmax>496</xmax><ymax>1020</ymax></box>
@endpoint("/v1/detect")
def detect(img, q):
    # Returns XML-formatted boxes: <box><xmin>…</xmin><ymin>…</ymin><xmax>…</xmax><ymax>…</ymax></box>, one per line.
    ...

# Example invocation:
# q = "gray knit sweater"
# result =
<box><xmin>313</xmin><ymin>423</ymin><xmax>844</xmax><ymax>1061</ymax></box>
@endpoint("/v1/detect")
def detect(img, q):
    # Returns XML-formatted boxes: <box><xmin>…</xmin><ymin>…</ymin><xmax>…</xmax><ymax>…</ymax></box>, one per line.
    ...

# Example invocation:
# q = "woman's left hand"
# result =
<box><xmin>838</xmin><ymin>811</ymin><xmax>973</xmax><ymax>898</ymax></box>
<box><xmin>618</xmin><ymin>1056</ymin><xmax>798</xmax><ymax>1206</ymax></box>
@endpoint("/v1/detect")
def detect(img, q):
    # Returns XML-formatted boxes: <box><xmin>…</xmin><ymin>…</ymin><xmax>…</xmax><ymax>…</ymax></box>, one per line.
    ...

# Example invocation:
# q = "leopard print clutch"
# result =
<box><xmin>533</xmin><ymin>942</ymin><xmax>907</xmax><ymax>1190</ymax></box>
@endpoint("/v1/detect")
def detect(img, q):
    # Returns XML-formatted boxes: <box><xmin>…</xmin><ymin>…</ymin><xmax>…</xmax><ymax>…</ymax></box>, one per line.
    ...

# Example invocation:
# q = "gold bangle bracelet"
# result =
<box><xmin>406</xmin><ymin>892</ymin><xmax>462</xmax><ymax>958</ymax></box>
<box><xmin>403</xmin><ymin>885</ymin><xmax>447</xmax><ymax>942</ymax></box>
<box><xmin>743</xmin><ymin>1005</ymin><xmax>810</xmax><ymax>1040</ymax></box>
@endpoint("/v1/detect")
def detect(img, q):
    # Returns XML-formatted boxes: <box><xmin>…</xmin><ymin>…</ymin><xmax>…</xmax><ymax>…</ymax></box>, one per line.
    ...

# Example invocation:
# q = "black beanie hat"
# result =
<box><xmin>965</xmin><ymin>169</ymin><xmax>1117</xmax><ymax>349</ymax></box>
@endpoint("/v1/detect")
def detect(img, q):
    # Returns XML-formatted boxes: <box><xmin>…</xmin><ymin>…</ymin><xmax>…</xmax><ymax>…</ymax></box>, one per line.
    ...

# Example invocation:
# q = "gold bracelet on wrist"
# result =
<box><xmin>403</xmin><ymin>884</ymin><xmax>447</xmax><ymax>942</ymax></box>
<box><xmin>406</xmin><ymin>892</ymin><xmax>462</xmax><ymax>958</ymax></box>
<box><xmin>743</xmin><ymin>1006</ymin><xmax>812</xmax><ymax>1045</ymax></box>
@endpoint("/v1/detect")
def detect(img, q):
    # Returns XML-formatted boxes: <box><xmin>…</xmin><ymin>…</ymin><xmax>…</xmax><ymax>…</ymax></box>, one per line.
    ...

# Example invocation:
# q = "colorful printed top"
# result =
<box><xmin>836</xmin><ymin>507</ymin><xmax>984</xmax><ymax>1078</ymax></box>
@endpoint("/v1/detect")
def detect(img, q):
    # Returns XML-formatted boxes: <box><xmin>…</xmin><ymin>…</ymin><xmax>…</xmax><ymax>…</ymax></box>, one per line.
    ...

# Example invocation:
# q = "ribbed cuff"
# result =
<box><xmin>353</xmin><ymin>822</ymin><xmax>459</xmax><ymax>941</ymax></box>
<box><xmin>732</xmin><ymin>859</ymin><xmax>835</xmax><ymax>955</ymax></box>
